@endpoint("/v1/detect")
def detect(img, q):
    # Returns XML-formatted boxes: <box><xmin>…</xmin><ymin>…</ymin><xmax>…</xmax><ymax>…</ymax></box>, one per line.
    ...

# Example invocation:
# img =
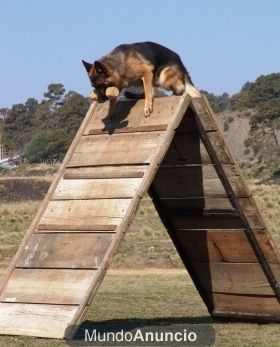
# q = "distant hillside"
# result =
<box><xmin>215</xmin><ymin>110</ymin><xmax>251</xmax><ymax>163</ymax></box>
<box><xmin>205</xmin><ymin>73</ymin><xmax>280</xmax><ymax>179</ymax></box>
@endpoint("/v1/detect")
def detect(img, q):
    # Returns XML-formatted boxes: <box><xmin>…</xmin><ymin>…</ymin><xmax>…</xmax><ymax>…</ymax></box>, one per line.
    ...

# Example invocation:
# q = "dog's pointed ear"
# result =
<box><xmin>82</xmin><ymin>60</ymin><xmax>93</xmax><ymax>73</ymax></box>
<box><xmin>94</xmin><ymin>60</ymin><xmax>109</xmax><ymax>76</ymax></box>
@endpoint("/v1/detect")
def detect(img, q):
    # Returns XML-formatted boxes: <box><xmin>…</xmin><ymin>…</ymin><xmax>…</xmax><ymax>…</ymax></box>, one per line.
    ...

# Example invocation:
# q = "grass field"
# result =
<box><xmin>0</xmin><ymin>165</ymin><xmax>279</xmax><ymax>346</ymax></box>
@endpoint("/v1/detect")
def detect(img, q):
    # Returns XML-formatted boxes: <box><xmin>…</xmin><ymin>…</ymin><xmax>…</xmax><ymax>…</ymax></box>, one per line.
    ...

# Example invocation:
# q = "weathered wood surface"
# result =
<box><xmin>152</xmin><ymin>165</ymin><xmax>250</xmax><ymax>198</ymax></box>
<box><xmin>68</xmin><ymin>132</ymin><xmax>165</xmax><ymax>167</ymax></box>
<box><xmin>170</xmin><ymin>212</ymin><xmax>246</xmax><ymax>230</ymax></box>
<box><xmin>53</xmin><ymin>178</ymin><xmax>141</xmax><ymax>199</ymax></box>
<box><xmin>0</xmin><ymin>303</ymin><xmax>78</xmax><ymax>338</ymax></box>
<box><xmin>64</xmin><ymin>165</ymin><xmax>147</xmax><ymax>179</ymax></box>
<box><xmin>172</xmin><ymin>229</ymin><xmax>280</xmax><ymax>262</ymax></box>
<box><xmin>83</xmin><ymin>96</ymin><xmax>179</xmax><ymax>135</ymax></box>
<box><xmin>0</xmin><ymin>269</ymin><xmax>97</xmax><ymax>304</ymax></box>
<box><xmin>36</xmin><ymin>224</ymin><xmax>117</xmax><ymax>232</ymax></box>
<box><xmin>212</xmin><ymin>293</ymin><xmax>280</xmax><ymax>317</ymax></box>
<box><xmin>39</xmin><ymin>199</ymin><xmax>130</xmax><ymax>229</ymax></box>
<box><xmin>192</xmin><ymin>262</ymin><xmax>280</xmax><ymax>295</ymax></box>
<box><xmin>157</xmin><ymin>197</ymin><xmax>234</xmax><ymax>211</ymax></box>
<box><xmin>16</xmin><ymin>233</ymin><xmax>114</xmax><ymax>269</ymax></box>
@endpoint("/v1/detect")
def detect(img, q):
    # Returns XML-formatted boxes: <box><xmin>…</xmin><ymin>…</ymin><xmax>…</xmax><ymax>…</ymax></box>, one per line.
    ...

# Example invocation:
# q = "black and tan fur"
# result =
<box><xmin>82</xmin><ymin>41</ymin><xmax>196</xmax><ymax>117</ymax></box>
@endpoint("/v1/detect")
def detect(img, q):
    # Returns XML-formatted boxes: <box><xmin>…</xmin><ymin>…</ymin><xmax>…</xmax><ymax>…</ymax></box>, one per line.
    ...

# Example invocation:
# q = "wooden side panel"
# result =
<box><xmin>16</xmin><ymin>233</ymin><xmax>114</xmax><ymax>269</ymax></box>
<box><xmin>190</xmin><ymin>97</ymin><xmax>218</xmax><ymax>131</ymax></box>
<box><xmin>83</xmin><ymin>96</ymin><xmax>180</xmax><ymax>134</ymax></box>
<box><xmin>39</xmin><ymin>199</ymin><xmax>130</xmax><ymax>229</ymax></box>
<box><xmin>152</xmin><ymin>165</ymin><xmax>249</xmax><ymax>198</ymax></box>
<box><xmin>53</xmin><ymin>178</ymin><xmax>141</xmax><ymax>199</ymax></box>
<box><xmin>192</xmin><ymin>262</ymin><xmax>280</xmax><ymax>295</ymax></box>
<box><xmin>212</xmin><ymin>294</ymin><xmax>280</xmax><ymax>317</ymax></box>
<box><xmin>161</xmin><ymin>132</ymin><xmax>212</xmax><ymax>165</ymax></box>
<box><xmin>68</xmin><ymin>132</ymin><xmax>164</xmax><ymax>167</ymax></box>
<box><xmin>0</xmin><ymin>303</ymin><xmax>77</xmax><ymax>338</ymax></box>
<box><xmin>173</xmin><ymin>229</ymin><xmax>280</xmax><ymax>263</ymax></box>
<box><xmin>0</xmin><ymin>269</ymin><xmax>97</xmax><ymax>305</ymax></box>
<box><xmin>158</xmin><ymin>197</ymin><xmax>234</xmax><ymax>211</ymax></box>
<box><xmin>171</xmin><ymin>212</ymin><xmax>245</xmax><ymax>230</ymax></box>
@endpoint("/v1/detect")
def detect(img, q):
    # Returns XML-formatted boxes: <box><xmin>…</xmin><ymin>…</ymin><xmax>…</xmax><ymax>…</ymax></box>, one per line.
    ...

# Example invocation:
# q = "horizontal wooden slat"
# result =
<box><xmin>157</xmin><ymin>197</ymin><xmax>234</xmax><ymax>211</ymax></box>
<box><xmin>193</xmin><ymin>262</ymin><xmax>280</xmax><ymax>295</ymax></box>
<box><xmin>88</xmin><ymin>124</ymin><xmax>167</xmax><ymax>135</ymax></box>
<box><xmin>170</xmin><ymin>212</ymin><xmax>245</xmax><ymax>230</ymax></box>
<box><xmin>152</xmin><ymin>166</ymin><xmax>249</xmax><ymax>198</ymax></box>
<box><xmin>0</xmin><ymin>269</ymin><xmax>97</xmax><ymax>305</ymax></box>
<box><xmin>83</xmin><ymin>96</ymin><xmax>180</xmax><ymax>135</ymax></box>
<box><xmin>37</xmin><ymin>224</ymin><xmax>117</xmax><ymax>232</ymax></box>
<box><xmin>0</xmin><ymin>303</ymin><xmax>78</xmax><ymax>338</ymax></box>
<box><xmin>53</xmin><ymin>178</ymin><xmax>141</xmax><ymax>200</ymax></box>
<box><xmin>173</xmin><ymin>229</ymin><xmax>260</xmax><ymax>262</ymax></box>
<box><xmin>212</xmin><ymin>293</ymin><xmax>280</xmax><ymax>317</ymax></box>
<box><xmin>64</xmin><ymin>165</ymin><xmax>147</xmax><ymax>179</ymax></box>
<box><xmin>68</xmin><ymin>131</ymin><xmax>164</xmax><ymax>167</ymax></box>
<box><xmin>39</xmin><ymin>199</ymin><xmax>130</xmax><ymax>229</ymax></box>
<box><xmin>16</xmin><ymin>233</ymin><xmax>114</xmax><ymax>269</ymax></box>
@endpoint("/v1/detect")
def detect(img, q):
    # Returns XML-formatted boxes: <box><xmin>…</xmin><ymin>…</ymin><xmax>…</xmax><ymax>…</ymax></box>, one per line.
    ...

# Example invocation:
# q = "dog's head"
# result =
<box><xmin>82</xmin><ymin>60</ymin><xmax>112</xmax><ymax>103</ymax></box>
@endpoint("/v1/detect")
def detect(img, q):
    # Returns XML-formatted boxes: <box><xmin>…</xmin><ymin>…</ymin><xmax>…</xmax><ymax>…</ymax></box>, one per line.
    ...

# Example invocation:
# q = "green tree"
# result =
<box><xmin>231</xmin><ymin>73</ymin><xmax>280</xmax><ymax>110</ymax></box>
<box><xmin>43</xmin><ymin>83</ymin><xmax>65</xmax><ymax>109</ymax></box>
<box><xmin>25</xmin><ymin>129</ymin><xmax>71</xmax><ymax>163</ymax></box>
<box><xmin>1</xmin><ymin>99</ymin><xmax>38</xmax><ymax>156</ymax></box>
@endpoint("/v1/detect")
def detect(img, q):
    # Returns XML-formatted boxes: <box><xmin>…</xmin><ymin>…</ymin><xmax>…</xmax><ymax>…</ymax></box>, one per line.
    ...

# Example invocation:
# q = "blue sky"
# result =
<box><xmin>0</xmin><ymin>0</ymin><xmax>279</xmax><ymax>107</ymax></box>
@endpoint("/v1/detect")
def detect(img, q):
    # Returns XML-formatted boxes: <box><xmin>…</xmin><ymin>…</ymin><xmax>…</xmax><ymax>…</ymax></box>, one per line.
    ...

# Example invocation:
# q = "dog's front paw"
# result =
<box><xmin>144</xmin><ymin>102</ymin><xmax>153</xmax><ymax>117</ymax></box>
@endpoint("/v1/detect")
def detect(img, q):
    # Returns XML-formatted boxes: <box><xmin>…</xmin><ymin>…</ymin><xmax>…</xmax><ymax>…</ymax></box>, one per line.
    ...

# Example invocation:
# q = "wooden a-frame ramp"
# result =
<box><xmin>0</xmin><ymin>90</ymin><xmax>279</xmax><ymax>339</ymax></box>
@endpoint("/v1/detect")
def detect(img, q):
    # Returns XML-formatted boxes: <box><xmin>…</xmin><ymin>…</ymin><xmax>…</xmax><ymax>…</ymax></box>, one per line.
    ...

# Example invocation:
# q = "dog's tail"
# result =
<box><xmin>184</xmin><ymin>70</ymin><xmax>201</xmax><ymax>98</ymax></box>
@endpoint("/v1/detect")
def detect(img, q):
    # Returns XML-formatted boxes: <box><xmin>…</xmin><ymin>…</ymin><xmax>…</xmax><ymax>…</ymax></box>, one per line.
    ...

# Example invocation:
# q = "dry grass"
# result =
<box><xmin>0</xmin><ymin>201</ymin><xmax>39</xmax><ymax>269</ymax></box>
<box><xmin>249</xmin><ymin>181</ymin><xmax>280</xmax><ymax>237</ymax></box>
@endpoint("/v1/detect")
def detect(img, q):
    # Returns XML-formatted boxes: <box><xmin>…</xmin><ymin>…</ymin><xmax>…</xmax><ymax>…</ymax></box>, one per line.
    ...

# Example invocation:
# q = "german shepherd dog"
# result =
<box><xmin>82</xmin><ymin>41</ymin><xmax>197</xmax><ymax>117</ymax></box>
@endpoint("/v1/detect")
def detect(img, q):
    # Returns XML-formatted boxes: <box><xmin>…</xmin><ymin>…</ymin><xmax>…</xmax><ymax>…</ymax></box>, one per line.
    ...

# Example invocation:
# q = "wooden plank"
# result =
<box><xmin>157</xmin><ymin>197</ymin><xmax>234</xmax><ymax>211</ymax></box>
<box><xmin>245</xmin><ymin>211</ymin><xmax>266</xmax><ymax>230</ymax></box>
<box><xmin>37</xmin><ymin>224</ymin><xmax>117</xmax><ymax>232</ymax></box>
<box><xmin>171</xmin><ymin>212</ymin><xmax>245</xmax><ymax>230</ymax></box>
<box><xmin>206</xmin><ymin>131</ymin><xmax>234</xmax><ymax>165</ymax></box>
<box><xmin>53</xmin><ymin>178</ymin><xmax>141</xmax><ymax>200</ymax></box>
<box><xmin>212</xmin><ymin>293</ymin><xmax>280</xmax><ymax>317</ymax></box>
<box><xmin>0</xmin><ymin>303</ymin><xmax>78</xmax><ymax>338</ymax></box>
<box><xmin>173</xmin><ymin>229</ymin><xmax>280</xmax><ymax>262</ymax></box>
<box><xmin>68</xmin><ymin>132</ymin><xmax>165</xmax><ymax>167</ymax></box>
<box><xmin>161</xmin><ymin>132</ymin><xmax>212</xmax><ymax>165</ymax></box>
<box><xmin>88</xmin><ymin>124</ymin><xmax>167</xmax><ymax>135</ymax></box>
<box><xmin>64</xmin><ymin>166</ymin><xmax>147</xmax><ymax>179</ymax></box>
<box><xmin>83</xmin><ymin>96</ymin><xmax>180</xmax><ymax>135</ymax></box>
<box><xmin>192</xmin><ymin>262</ymin><xmax>280</xmax><ymax>295</ymax></box>
<box><xmin>152</xmin><ymin>165</ymin><xmax>250</xmax><ymax>198</ymax></box>
<box><xmin>189</xmin><ymin>97</ymin><xmax>218</xmax><ymax>131</ymax></box>
<box><xmin>39</xmin><ymin>199</ymin><xmax>130</xmax><ymax>229</ymax></box>
<box><xmin>0</xmin><ymin>269</ymin><xmax>97</xmax><ymax>305</ymax></box>
<box><xmin>16</xmin><ymin>233</ymin><xmax>114</xmax><ymax>269</ymax></box>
